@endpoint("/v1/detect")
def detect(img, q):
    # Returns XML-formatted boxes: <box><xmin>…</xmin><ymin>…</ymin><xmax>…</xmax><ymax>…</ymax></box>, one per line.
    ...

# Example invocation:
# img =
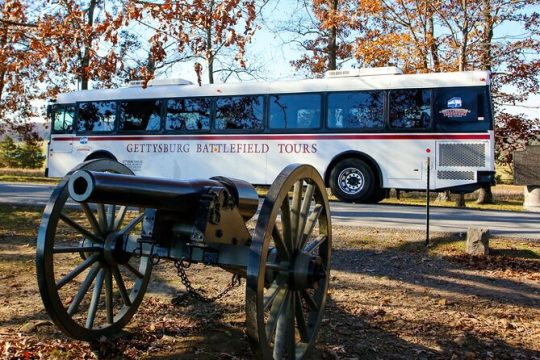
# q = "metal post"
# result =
<box><xmin>426</xmin><ymin>156</ymin><xmax>430</xmax><ymax>247</ymax></box>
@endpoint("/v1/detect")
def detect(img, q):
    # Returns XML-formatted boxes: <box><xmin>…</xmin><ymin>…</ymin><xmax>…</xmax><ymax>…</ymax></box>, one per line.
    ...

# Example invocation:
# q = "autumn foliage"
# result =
<box><xmin>289</xmin><ymin>0</ymin><xmax>539</xmax><ymax>169</ymax></box>
<box><xmin>1</xmin><ymin>0</ymin><xmax>539</xmax><ymax>170</ymax></box>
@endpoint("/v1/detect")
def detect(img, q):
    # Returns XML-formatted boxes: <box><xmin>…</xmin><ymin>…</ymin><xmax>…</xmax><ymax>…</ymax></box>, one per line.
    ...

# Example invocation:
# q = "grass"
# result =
<box><xmin>0</xmin><ymin>168</ymin><xmax>59</xmax><ymax>184</ymax></box>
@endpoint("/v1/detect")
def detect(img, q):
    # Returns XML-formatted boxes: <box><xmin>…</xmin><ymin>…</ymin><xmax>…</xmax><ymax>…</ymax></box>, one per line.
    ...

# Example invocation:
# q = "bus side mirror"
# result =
<box><xmin>46</xmin><ymin>105</ymin><xmax>53</xmax><ymax>118</ymax></box>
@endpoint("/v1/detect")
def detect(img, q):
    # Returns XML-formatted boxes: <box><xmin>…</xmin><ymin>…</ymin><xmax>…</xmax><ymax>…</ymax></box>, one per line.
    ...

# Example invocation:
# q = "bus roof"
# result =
<box><xmin>56</xmin><ymin>70</ymin><xmax>490</xmax><ymax>104</ymax></box>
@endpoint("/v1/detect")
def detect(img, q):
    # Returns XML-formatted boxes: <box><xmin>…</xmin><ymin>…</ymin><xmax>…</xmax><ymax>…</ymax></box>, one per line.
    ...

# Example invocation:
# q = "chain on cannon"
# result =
<box><xmin>172</xmin><ymin>259</ymin><xmax>242</xmax><ymax>304</ymax></box>
<box><xmin>35</xmin><ymin>158</ymin><xmax>332</xmax><ymax>359</ymax></box>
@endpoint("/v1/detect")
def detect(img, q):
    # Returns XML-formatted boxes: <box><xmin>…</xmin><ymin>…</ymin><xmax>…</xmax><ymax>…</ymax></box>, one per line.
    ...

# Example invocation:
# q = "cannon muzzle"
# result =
<box><xmin>68</xmin><ymin>170</ymin><xmax>259</xmax><ymax>220</ymax></box>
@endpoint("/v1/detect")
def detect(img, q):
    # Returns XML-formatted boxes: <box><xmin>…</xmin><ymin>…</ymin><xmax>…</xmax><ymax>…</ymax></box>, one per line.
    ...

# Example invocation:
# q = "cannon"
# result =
<box><xmin>36</xmin><ymin>159</ymin><xmax>332</xmax><ymax>359</ymax></box>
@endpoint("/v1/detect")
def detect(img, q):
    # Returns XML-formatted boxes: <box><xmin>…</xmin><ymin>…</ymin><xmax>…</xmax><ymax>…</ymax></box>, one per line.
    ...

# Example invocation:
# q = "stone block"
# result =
<box><xmin>523</xmin><ymin>185</ymin><xmax>540</xmax><ymax>212</ymax></box>
<box><xmin>466</xmin><ymin>227</ymin><xmax>490</xmax><ymax>256</ymax></box>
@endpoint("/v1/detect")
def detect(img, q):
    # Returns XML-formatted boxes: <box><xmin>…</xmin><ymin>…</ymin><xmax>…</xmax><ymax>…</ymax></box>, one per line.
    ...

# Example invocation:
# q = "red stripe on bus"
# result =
<box><xmin>51</xmin><ymin>133</ymin><xmax>490</xmax><ymax>141</ymax></box>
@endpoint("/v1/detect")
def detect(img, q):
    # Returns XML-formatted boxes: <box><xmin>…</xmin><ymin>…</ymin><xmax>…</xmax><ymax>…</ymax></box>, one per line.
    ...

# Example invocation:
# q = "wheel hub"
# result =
<box><xmin>338</xmin><ymin>168</ymin><xmax>364</xmax><ymax>194</ymax></box>
<box><xmin>291</xmin><ymin>252</ymin><xmax>326</xmax><ymax>290</ymax></box>
<box><xmin>103</xmin><ymin>232</ymin><xmax>131</xmax><ymax>265</ymax></box>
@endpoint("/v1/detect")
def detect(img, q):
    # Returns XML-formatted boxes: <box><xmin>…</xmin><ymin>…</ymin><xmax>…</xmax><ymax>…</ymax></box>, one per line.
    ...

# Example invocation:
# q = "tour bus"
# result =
<box><xmin>46</xmin><ymin>66</ymin><xmax>495</xmax><ymax>203</ymax></box>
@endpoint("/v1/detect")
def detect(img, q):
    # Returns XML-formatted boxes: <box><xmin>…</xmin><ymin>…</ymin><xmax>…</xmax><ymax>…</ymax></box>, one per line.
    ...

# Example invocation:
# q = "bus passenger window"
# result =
<box><xmin>166</xmin><ymin>98</ymin><xmax>210</xmax><ymax>131</ymax></box>
<box><xmin>119</xmin><ymin>100</ymin><xmax>161</xmax><ymax>132</ymax></box>
<box><xmin>389</xmin><ymin>89</ymin><xmax>431</xmax><ymax>130</ymax></box>
<box><xmin>215</xmin><ymin>96</ymin><xmax>264</xmax><ymax>131</ymax></box>
<box><xmin>327</xmin><ymin>91</ymin><xmax>384</xmax><ymax>130</ymax></box>
<box><xmin>77</xmin><ymin>101</ymin><xmax>116</xmax><ymax>133</ymax></box>
<box><xmin>269</xmin><ymin>94</ymin><xmax>321</xmax><ymax>129</ymax></box>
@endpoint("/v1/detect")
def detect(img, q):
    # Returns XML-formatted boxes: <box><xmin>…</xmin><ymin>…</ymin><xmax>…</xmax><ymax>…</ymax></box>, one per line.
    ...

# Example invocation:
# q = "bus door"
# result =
<box><xmin>432</xmin><ymin>86</ymin><xmax>493</xmax><ymax>189</ymax></box>
<box><xmin>49</xmin><ymin>104</ymin><xmax>75</xmax><ymax>153</ymax></box>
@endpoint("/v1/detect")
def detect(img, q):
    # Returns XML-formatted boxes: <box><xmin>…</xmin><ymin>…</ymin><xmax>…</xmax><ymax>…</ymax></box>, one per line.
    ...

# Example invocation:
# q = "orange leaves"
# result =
<box><xmin>127</xmin><ymin>0</ymin><xmax>258</xmax><ymax>83</ymax></box>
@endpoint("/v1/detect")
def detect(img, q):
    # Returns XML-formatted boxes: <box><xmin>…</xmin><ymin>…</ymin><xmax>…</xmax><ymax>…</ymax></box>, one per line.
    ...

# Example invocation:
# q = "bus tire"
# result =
<box><xmin>367</xmin><ymin>188</ymin><xmax>387</xmax><ymax>203</ymax></box>
<box><xmin>85</xmin><ymin>151</ymin><xmax>117</xmax><ymax>162</ymax></box>
<box><xmin>329</xmin><ymin>159</ymin><xmax>375</xmax><ymax>203</ymax></box>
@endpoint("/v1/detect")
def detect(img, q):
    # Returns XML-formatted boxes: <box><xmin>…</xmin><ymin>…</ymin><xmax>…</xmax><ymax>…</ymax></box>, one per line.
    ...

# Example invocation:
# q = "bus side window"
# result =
<box><xmin>215</xmin><ymin>96</ymin><xmax>264</xmax><ymax>131</ymax></box>
<box><xmin>52</xmin><ymin>105</ymin><xmax>75</xmax><ymax>133</ymax></box>
<box><xmin>165</xmin><ymin>98</ymin><xmax>211</xmax><ymax>131</ymax></box>
<box><xmin>434</xmin><ymin>87</ymin><xmax>491</xmax><ymax>132</ymax></box>
<box><xmin>119</xmin><ymin>100</ymin><xmax>161</xmax><ymax>132</ymax></box>
<box><xmin>269</xmin><ymin>94</ymin><xmax>321</xmax><ymax>130</ymax></box>
<box><xmin>327</xmin><ymin>91</ymin><xmax>384</xmax><ymax>130</ymax></box>
<box><xmin>389</xmin><ymin>89</ymin><xmax>431</xmax><ymax>130</ymax></box>
<box><xmin>64</xmin><ymin>106</ymin><xmax>75</xmax><ymax>132</ymax></box>
<box><xmin>78</xmin><ymin>101</ymin><xmax>116</xmax><ymax>133</ymax></box>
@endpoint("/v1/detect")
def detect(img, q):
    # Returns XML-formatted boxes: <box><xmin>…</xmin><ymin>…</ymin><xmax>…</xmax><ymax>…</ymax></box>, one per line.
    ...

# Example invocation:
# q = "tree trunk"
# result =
<box><xmin>0</xmin><ymin>16</ymin><xmax>9</xmax><ymax>101</ymax></box>
<box><xmin>80</xmin><ymin>0</ymin><xmax>98</xmax><ymax>90</ymax></box>
<box><xmin>206</xmin><ymin>0</ymin><xmax>215</xmax><ymax>84</ymax></box>
<box><xmin>428</xmin><ymin>15</ymin><xmax>439</xmax><ymax>72</ymax></box>
<box><xmin>479</xmin><ymin>0</ymin><xmax>493</xmax><ymax>71</ymax></box>
<box><xmin>327</xmin><ymin>0</ymin><xmax>339</xmax><ymax>71</ymax></box>
<box><xmin>436</xmin><ymin>191</ymin><xmax>451</xmax><ymax>202</ymax></box>
<box><xmin>455</xmin><ymin>193</ymin><xmax>466</xmax><ymax>207</ymax></box>
<box><xmin>476</xmin><ymin>185</ymin><xmax>494</xmax><ymax>204</ymax></box>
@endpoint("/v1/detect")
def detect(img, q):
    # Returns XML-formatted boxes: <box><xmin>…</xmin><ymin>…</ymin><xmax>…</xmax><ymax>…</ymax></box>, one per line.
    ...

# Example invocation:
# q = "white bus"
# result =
<box><xmin>46</xmin><ymin>67</ymin><xmax>495</xmax><ymax>203</ymax></box>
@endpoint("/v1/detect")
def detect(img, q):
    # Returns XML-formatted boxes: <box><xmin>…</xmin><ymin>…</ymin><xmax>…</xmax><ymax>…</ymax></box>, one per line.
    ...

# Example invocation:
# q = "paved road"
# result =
<box><xmin>1</xmin><ymin>182</ymin><xmax>538</xmax><ymax>239</ymax></box>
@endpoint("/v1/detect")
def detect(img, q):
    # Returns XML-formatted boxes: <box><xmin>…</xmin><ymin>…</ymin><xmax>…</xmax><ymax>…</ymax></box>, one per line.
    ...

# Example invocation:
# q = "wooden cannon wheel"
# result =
<box><xmin>36</xmin><ymin>159</ymin><xmax>152</xmax><ymax>341</ymax></box>
<box><xmin>246</xmin><ymin>164</ymin><xmax>332</xmax><ymax>359</ymax></box>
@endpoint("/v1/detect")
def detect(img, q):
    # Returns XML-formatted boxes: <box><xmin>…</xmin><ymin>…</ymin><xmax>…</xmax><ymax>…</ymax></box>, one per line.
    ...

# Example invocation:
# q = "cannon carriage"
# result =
<box><xmin>36</xmin><ymin>159</ymin><xmax>332</xmax><ymax>359</ymax></box>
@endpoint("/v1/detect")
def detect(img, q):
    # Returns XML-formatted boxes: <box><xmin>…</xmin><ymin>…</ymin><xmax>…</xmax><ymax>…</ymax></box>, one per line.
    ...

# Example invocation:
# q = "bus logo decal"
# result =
<box><xmin>80</xmin><ymin>137</ymin><xmax>89</xmax><ymax>144</ymax></box>
<box><xmin>447</xmin><ymin>97</ymin><xmax>462</xmax><ymax>108</ymax></box>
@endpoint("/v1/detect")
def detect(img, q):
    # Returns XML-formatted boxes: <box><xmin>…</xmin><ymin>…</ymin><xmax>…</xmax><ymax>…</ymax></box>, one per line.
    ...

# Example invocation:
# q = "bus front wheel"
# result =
<box><xmin>330</xmin><ymin>159</ymin><xmax>376</xmax><ymax>203</ymax></box>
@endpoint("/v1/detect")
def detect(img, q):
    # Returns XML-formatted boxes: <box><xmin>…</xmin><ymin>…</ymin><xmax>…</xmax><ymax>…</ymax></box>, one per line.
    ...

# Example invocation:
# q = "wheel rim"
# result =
<box><xmin>36</xmin><ymin>159</ymin><xmax>152</xmax><ymax>340</ymax></box>
<box><xmin>246</xmin><ymin>164</ymin><xmax>332</xmax><ymax>359</ymax></box>
<box><xmin>337</xmin><ymin>167</ymin><xmax>365</xmax><ymax>195</ymax></box>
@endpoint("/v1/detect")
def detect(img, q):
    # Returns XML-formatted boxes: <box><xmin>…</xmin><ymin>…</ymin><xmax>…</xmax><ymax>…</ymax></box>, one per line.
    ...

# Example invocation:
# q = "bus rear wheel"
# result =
<box><xmin>330</xmin><ymin>159</ymin><xmax>376</xmax><ymax>203</ymax></box>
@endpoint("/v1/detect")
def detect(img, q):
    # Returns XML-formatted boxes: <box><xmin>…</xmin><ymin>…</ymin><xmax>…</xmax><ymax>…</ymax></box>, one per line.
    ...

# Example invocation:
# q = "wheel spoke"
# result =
<box><xmin>299</xmin><ymin>204</ymin><xmax>323</xmax><ymax>249</ymax></box>
<box><xmin>287</xmin><ymin>293</ymin><xmax>298</xmax><ymax>358</ymax></box>
<box><xmin>295</xmin><ymin>291</ymin><xmax>309</xmax><ymax>342</ymax></box>
<box><xmin>81</xmin><ymin>203</ymin><xmax>102</xmax><ymax>235</ymax></box>
<box><xmin>53</xmin><ymin>246</ymin><xmax>101</xmax><ymax>254</ymax></box>
<box><xmin>272</xmin><ymin>224</ymin><xmax>290</xmax><ymax>260</ymax></box>
<box><xmin>265</xmin><ymin>262</ymin><xmax>288</xmax><ymax>272</ymax></box>
<box><xmin>273</xmin><ymin>291</ymin><xmax>293</xmax><ymax>359</ymax></box>
<box><xmin>107</xmin><ymin>204</ymin><xmax>116</xmax><ymax>232</ymax></box>
<box><xmin>104</xmin><ymin>267</ymin><xmax>114</xmax><ymax>325</ymax></box>
<box><xmin>300</xmin><ymin>289</ymin><xmax>319</xmax><ymax>311</ymax></box>
<box><xmin>297</xmin><ymin>184</ymin><xmax>315</xmax><ymax>245</ymax></box>
<box><xmin>118</xmin><ymin>213</ymin><xmax>144</xmax><ymax>236</ymax></box>
<box><xmin>290</xmin><ymin>180</ymin><xmax>303</xmax><ymax>250</ymax></box>
<box><xmin>265</xmin><ymin>287</ymin><xmax>288</xmax><ymax>338</ymax></box>
<box><xmin>59</xmin><ymin>213</ymin><xmax>103</xmax><ymax>243</ymax></box>
<box><xmin>304</xmin><ymin>235</ymin><xmax>328</xmax><ymax>254</ymax></box>
<box><xmin>67</xmin><ymin>263</ymin><xmax>101</xmax><ymax>316</ymax></box>
<box><xmin>280</xmin><ymin>197</ymin><xmax>293</xmax><ymax>254</ymax></box>
<box><xmin>113</xmin><ymin>206</ymin><xmax>128</xmax><ymax>231</ymax></box>
<box><xmin>86</xmin><ymin>268</ymin><xmax>105</xmax><ymax>329</ymax></box>
<box><xmin>264</xmin><ymin>274</ymin><xmax>287</xmax><ymax>311</ymax></box>
<box><xmin>97</xmin><ymin>204</ymin><xmax>108</xmax><ymax>233</ymax></box>
<box><xmin>56</xmin><ymin>253</ymin><xmax>100</xmax><ymax>290</ymax></box>
<box><xmin>112</xmin><ymin>265</ymin><xmax>131</xmax><ymax>306</ymax></box>
<box><xmin>123</xmin><ymin>262</ymin><xmax>144</xmax><ymax>279</ymax></box>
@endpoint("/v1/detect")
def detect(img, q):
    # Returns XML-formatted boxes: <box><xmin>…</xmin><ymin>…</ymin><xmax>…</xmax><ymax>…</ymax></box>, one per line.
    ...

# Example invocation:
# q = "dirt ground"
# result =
<box><xmin>0</xmin><ymin>204</ymin><xmax>539</xmax><ymax>359</ymax></box>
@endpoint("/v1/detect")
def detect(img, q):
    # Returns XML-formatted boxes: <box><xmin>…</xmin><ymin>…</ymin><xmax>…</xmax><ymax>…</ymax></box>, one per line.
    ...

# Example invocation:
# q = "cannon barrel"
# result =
<box><xmin>68</xmin><ymin>170</ymin><xmax>259</xmax><ymax>220</ymax></box>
